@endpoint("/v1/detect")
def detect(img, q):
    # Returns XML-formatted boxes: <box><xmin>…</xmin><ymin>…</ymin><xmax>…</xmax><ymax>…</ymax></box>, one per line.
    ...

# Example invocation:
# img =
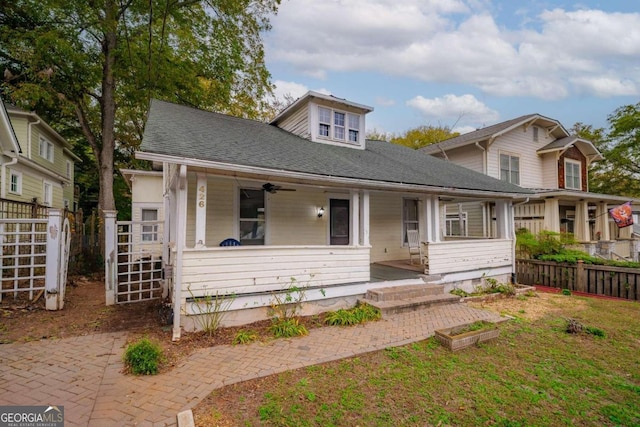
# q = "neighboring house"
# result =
<box><xmin>0</xmin><ymin>98</ymin><xmax>80</xmax><ymax>213</ymax></box>
<box><xmin>133</xmin><ymin>92</ymin><xmax>530</xmax><ymax>339</ymax></box>
<box><xmin>422</xmin><ymin>114</ymin><xmax>639</xmax><ymax>259</ymax></box>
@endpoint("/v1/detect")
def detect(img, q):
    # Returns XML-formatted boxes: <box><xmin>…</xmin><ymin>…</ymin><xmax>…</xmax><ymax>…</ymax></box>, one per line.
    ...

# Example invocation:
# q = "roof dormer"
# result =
<box><xmin>270</xmin><ymin>91</ymin><xmax>373</xmax><ymax>150</ymax></box>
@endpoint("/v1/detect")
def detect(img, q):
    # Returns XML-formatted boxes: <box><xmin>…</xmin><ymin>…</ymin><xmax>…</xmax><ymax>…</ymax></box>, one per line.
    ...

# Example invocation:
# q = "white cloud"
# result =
<box><xmin>407</xmin><ymin>94</ymin><xmax>499</xmax><ymax>124</ymax></box>
<box><xmin>267</xmin><ymin>1</ymin><xmax>640</xmax><ymax>99</ymax></box>
<box><xmin>273</xmin><ymin>80</ymin><xmax>309</xmax><ymax>101</ymax></box>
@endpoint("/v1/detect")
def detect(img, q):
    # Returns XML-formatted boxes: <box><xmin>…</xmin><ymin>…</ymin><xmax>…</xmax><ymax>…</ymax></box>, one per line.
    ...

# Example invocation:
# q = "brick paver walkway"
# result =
<box><xmin>0</xmin><ymin>304</ymin><xmax>501</xmax><ymax>426</ymax></box>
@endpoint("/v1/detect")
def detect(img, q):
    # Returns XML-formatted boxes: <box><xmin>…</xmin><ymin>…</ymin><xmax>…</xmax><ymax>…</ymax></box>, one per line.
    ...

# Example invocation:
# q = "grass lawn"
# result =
<box><xmin>193</xmin><ymin>293</ymin><xmax>640</xmax><ymax>426</ymax></box>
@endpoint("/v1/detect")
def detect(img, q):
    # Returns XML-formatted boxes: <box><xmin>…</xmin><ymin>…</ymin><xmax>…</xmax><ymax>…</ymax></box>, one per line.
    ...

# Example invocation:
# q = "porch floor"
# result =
<box><xmin>371</xmin><ymin>261</ymin><xmax>425</xmax><ymax>282</ymax></box>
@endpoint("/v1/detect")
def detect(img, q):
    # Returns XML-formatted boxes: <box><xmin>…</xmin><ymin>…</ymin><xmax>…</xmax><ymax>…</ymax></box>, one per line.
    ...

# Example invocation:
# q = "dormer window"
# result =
<box><xmin>565</xmin><ymin>159</ymin><xmax>581</xmax><ymax>190</ymax></box>
<box><xmin>348</xmin><ymin>114</ymin><xmax>360</xmax><ymax>142</ymax></box>
<box><xmin>318</xmin><ymin>106</ymin><xmax>361</xmax><ymax>145</ymax></box>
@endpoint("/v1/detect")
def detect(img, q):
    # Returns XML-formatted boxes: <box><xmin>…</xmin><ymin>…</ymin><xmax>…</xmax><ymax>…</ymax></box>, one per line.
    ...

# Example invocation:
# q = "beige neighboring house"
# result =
<box><xmin>121</xmin><ymin>168</ymin><xmax>164</xmax><ymax>255</ymax></box>
<box><xmin>128</xmin><ymin>92</ymin><xmax>533</xmax><ymax>339</ymax></box>
<box><xmin>0</xmin><ymin>98</ymin><xmax>80</xmax><ymax>213</ymax></box>
<box><xmin>422</xmin><ymin>114</ymin><xmax>639</xmax><ymax>260</ymax></box>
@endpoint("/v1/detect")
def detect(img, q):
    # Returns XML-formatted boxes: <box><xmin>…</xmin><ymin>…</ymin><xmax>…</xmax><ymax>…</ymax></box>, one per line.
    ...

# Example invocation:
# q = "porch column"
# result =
<box><xmin>195</xmin><ymin>173</ymin><xmax>207</xmax><ymax>247</ymax></box>
<box><xmin>543</xmin><ymin>198</ymin><xmax>560</xmax><ymax>233</ymax></box>
<box><xmin>574</xmin><ymin>201</ymin><xmax>590</xmax><ymax>242</ymax></box>
<box><xmin>619</xmin><ymin>224</ymin><xmax>632</xmax><ymax>239</ymax></box>
<box><xmin>495</xmin><ymin>200</ymin><xmax>513</xmax><ymax>239</ymax></box>
<box><xmin>595</xmin><ymin>202</ymin><xmax>610</xmax><ymax>241</ymax></box>
<box><xmin>359</xmin><ymin>190</ymin><xmax>370</xmax><ymax>246</ymax></box>
<box><xmin>425</xmin><ymin>196</ymin><xmax>441</xmax><ymax>243</ymax></box>
<box><xmin>418</xmin><ymin>195</ymin><xmax>428</xmax><ymax>242</ymax></box>
<box><xmin>172</xmin><ymin>164</ymin><xmax>188</xmax><ymax>341</ymax></box>
<box><xmin>350</xmin><ymin>190</ymin><xmax>360</xmax><ymax>246</ymax></box>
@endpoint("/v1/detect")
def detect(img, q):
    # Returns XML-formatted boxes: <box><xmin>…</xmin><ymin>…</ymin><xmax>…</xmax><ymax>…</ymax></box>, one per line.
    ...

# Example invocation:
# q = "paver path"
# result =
<box><xmin>0</xmin><ymin>304</ymin><xmax>502</xmax><ymax>426</ymax></box>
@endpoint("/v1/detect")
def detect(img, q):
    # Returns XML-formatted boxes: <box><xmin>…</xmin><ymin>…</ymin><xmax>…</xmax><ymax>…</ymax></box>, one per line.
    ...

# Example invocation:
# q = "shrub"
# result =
<box><xmin>187</xmin><ymin>286</ymin><xmax>236</xmax><ymax>337</ymax></box>
<box><xmin>123</xmin><ymin>338</ymin><xmax>163</xmax><ymax>375</ymax></box>
<box><xmin>233</xmin><ymin>330</ymin><xmax>258</xmax><ymax>345</ymax></box>
<box><xmin>325</xmin><ymin>303</ymin><xmax>381</xmax><ymax>326</ymax></box>
<box><xmin>562</xmin><ymin>289</ymin><xmax>572</xmax><ymax>296</ymax></box>
<box><xmin>585</xmin><ymin>326</ymin><xmax>606</xmax><ymax>338</ymax></box>
<box><xmin>450</xmin><ymin>288</ymin><xmax>469</xmax><ymax>297</ymax></box>
<box><xmin>270</xmin><ymin>318</ymin><xmax>308</xmax><ymax>338</ymax></box>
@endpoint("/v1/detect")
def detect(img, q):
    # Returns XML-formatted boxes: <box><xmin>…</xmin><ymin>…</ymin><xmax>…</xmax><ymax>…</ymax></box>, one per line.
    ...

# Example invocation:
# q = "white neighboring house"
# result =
<box><xmin>130</xmin><ymin>92</ymin><xmax>531</xmax><ymax>339</ymax></box>
<box><xmin>422</xmin><ymin>114</ymin><xmax>640</xmax><ymax>259</ymax></box>
<box><xmin>0</xmin><ymin>98</ymin><xmax>80</xmax><ymax>213</ymax></box>
<box><xmin>121</xmin><ymin>168</ymin><xmax>164</xmax><ymax>255</ymax></box>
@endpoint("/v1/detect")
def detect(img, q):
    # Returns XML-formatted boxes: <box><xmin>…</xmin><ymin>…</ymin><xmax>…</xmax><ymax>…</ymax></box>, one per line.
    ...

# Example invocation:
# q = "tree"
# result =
<box><xmin>390</xmin><ymin>125</ymin><xmax>459</xmax><ymax>150</ymax></box>
<box><xmin>0</xmin><ymin>0</ymin><xmax>280</xmax><ymax>215</ymax></box>
<box><xmin>366</xmin><ymin>129</ymin><xmax>392</xmax><ymax>142</ymax></box>
<box><xmin>586</xmin><ymin>103</ymin><xmax>640</xmax><ymax>197</ymax></box>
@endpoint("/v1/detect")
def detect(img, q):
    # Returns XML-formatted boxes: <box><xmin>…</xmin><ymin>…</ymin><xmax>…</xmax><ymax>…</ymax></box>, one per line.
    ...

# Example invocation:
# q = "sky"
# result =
<box><xmin>264</xmin><ymin>0</ymin><xmax>640</xmax><ymax>136</ymax></box>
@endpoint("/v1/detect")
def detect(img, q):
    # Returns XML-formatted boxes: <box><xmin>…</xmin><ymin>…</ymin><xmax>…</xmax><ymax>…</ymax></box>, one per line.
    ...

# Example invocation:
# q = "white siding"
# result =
<box><xmin>181</xmin><ymin>246</ymin><xmax>370</xmax><ymax>297</ymax></box>
<box><xmin>427</xmin><ymin>239</ymin><xmax>512</xmax><ymax>275</ymax></box>
<box><xmin>444</xmin><ymin>146</ymin><xmax>484</xmax><ymax>173</ymax></box>
<box><xmin>369</xmin><ymin>192</ymin><xmax>406</xmax><ymax>262</ymax></box>
<box><xmin>269</xmin><ymin>188</ymin><xmax>327</xmax><ymax>245</ymax></box>
<box><xmin>540</xmin><ymin>153</ymin><xmax>559</xmax><ymax>189</ymax></box>
<box><xmin>277</xmin><ymin>105</ymin><xmax>310</xmax><ymax>139</ymax></box>
<box><xmin>487</xmin><ymin>125</ymin><xmax>556</xmax><ymax>188</ymax></box>
<box><xmin>186</xmin><ymin>175</ymin><xmax>235</xmax><ymax>247</ymax></box>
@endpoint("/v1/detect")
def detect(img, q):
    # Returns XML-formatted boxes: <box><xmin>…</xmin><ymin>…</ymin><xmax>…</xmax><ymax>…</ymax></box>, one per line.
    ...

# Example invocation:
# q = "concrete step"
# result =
<box><xmin>366</xmin><ymin>283</ymin><xmax>445</xmax><ymax>302</ymax></box>
<box><xmin>361</xmin><ymin>293</ymin><xmax>462</xmax><ymax>316</ymax></box>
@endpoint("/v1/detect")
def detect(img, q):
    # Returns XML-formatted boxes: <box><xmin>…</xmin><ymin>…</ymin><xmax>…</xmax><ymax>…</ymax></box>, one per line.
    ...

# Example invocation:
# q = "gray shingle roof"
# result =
<box><xmin>140</xmin><ymin>100</ymin><xmax>531</xmax><ymax>195</ymax></box>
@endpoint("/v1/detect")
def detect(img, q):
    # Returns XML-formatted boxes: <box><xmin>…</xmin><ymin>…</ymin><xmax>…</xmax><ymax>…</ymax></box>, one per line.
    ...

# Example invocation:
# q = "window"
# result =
<box><xmin>9</xmin><ymin>170</ymin><xmax>21</xmax><ymax>194</ymax></box>
<box><xmin>402</xmin><ymin>198</ymin><xmax>419</xmax><ymax>245</ymax></box>
<box><xmin>565</xmin><ymin>159</ymin><xmax>581</xmax><ymax>190</ymax></box>
<box><xmin>533</xmin><ymin>126</ymin><xmax>539</xmax><ymax>142</ymax></box>
<box><xmin>141</xmin><ymin>209</ymin><xmax>159</xmax><ymax>242</ymax></box>
<box><xmin>445</xmin><ymin>212</ymin><xmax>468</xmax><ymax>236</ymax></box>
<box><xmin>500</xmin><ymin>154</ymin><xmax>520</xmax><ymax>185</ymax></box>
<box><xmin>318</xmin><ymin>107</ymin><xmax>331</xmax><ymax>137</ymax></box>
<box><xmin>63</xmin><ymin>199</ymin><xmax>70</xmax><ymax>210</ymax></box>
<box><xmin>348</xmin><ymin>114</ymin><xmax>360</xmax><ymax>142</ymax></box>
<box><xmin>239</xmin><ymin>189</ymin><xmax>265</xmax><ymax>245</ymax></box>
<box><xmin>318</xmin><ymin>106</ymin><xmax>361</xmax><ymax>144</ymax></box>
<box><xmin>43</xmin><ymin>181</ymin><xmax>53</xmax><ymax>206</ymax></box>
<box><xmin>39</xmin><ymin>137</ymin><xmax>54</xmax><ymax>162</ymax></box>
<box><xmin>66</xmin><ymin>160</ymin><xmax>72</xmax><ymax>179</ymax></box>
<box><xmin>334</xmin><ymin>112</ymin><xmax>345</xmax><ymax>140</ymax></box>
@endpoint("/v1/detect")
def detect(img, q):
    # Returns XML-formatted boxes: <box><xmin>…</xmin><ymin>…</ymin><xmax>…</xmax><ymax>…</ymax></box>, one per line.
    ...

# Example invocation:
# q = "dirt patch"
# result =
<box><xmin>467</xmin><ymin>291</ymin><xmax>588</xmax><ymax>321</ymax></box>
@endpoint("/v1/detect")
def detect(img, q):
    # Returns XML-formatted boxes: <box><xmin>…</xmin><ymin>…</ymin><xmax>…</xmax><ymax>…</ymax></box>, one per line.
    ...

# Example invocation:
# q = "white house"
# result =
<box><xmin>422</xmin><ymin>114</ymin><xmax>640</xmax><ymax>259</ymax></box>
<box><xmin>129</xmin><ymin>92</ymin><xmax>531</xmax><ymax>339</ymax></box>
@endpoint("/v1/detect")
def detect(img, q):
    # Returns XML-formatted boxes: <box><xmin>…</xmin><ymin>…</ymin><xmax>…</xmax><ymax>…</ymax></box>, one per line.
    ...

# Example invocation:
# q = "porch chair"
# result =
<box><xmin>407</xmin><ymin>229</ymin><xmax>423</xmax><ymax>265</ymax></box>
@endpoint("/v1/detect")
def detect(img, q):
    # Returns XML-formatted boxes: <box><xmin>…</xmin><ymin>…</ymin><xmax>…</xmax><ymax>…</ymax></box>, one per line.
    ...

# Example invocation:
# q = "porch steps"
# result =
<box><xmin>361</xmin><ymin>284</ymin><xmax>461</xmax><ymax>316</ymax></box>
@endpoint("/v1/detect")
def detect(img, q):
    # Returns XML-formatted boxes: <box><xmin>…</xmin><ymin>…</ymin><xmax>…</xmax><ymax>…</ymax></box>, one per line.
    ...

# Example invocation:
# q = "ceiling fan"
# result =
<box><xmin>262</xmin><ymin>183</ymin><xmax>296</xmax><ymax>194</ymax></box>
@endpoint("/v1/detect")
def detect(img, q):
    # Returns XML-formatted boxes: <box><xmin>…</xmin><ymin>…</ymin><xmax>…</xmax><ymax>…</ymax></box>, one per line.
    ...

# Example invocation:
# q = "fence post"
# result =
<box><xmin>104</xmin><ymin>210</ymin><xmax>117</xmax><ymax>305</ymax></box>
<box><xmin>45</xmin><ymin>209</ymin><xmax>63</xmax><ymax>310</ymax></box>
<box><xmin>575</xmin><ymin>260</ymin><xmax>586</xmax><ymax>293</ymax></box>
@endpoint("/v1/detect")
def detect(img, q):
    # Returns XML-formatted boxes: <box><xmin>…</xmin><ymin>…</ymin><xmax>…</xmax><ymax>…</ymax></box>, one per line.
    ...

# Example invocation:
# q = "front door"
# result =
<box><xmin>330</xmin><ymin>199</ymin><xmax>350</xmax><ymax>245</ymax></box>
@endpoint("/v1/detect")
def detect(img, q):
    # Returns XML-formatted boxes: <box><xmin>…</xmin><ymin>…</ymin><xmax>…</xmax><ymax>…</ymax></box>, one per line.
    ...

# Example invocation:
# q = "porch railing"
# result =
<box><xmin>426</xmin><ymin>239</ymin><xmax>512</xmax><ymax>275</ymax></box>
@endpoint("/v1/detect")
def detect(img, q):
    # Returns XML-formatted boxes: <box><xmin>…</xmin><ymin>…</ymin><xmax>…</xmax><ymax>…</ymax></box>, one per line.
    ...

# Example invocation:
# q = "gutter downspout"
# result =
<box><xmin>1</xmin><ymin>156</ymin><xmax>19</xmax><ymax>199</ymax></box>
<box><xmin>27</xmin><ymin>117</ymin><xmax>41</xmax><ymax>159</ymax></box>
<box><xmin>511</xmin><ymin>197</ymin><xmax>530</xmax><ymax>283</ymax></box>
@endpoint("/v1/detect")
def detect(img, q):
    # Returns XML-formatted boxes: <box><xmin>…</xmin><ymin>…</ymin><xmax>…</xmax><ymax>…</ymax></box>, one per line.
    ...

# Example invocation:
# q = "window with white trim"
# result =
<box><xmin>317</xmin><ymin>106</ymin><xmax>361</xmax><ymax>144</ymax></box>
<box><xmin>348</xmin><ymin>114</ymin><xmax>360</xmax><ymax>142</ymax></box>
<box><xmin>63</xmin><ymin>199</ymin><xmax>70</xmax><ymax>210</ymax></box>
<box><xmin>66</xmin><ymin>160</ymin><xmax>72</xmax><ymax>178</ymax></box>
<box><xmin>402</xmin><ymin>198</ymin><xmax>419</xmax><ymax>245</ymax></box>
<box><xmin>239</xmin><ymin>189</ymin><xmax>265</xmax><ymax>245</ymax></box>
<box><xmin>445</xmin><ymin>212</ymin><xmax>468</xmax><ymax>236</ymax></box>
<box><xmin>39</xmin><ymin>137</ymin><xmax>54</xmax><ymax>162</ymax></box>
<box><xmin>500</xmin><ymin>153</ymin><xmax>520</xmax><ymax>185</ymax></box>
<box><xmin>565</xmin><ymin>159</ymin><xmax>581</xmax><ymax>190</ymax></box>
<box><xmin>43</xmin><ymin>181</ymin><xmax>53</xmax><ymax>206</ymax></box>
<box><xmin>9</xmin><ymin>170</ymin><xmax>22</xmax><ymax>194</ymax></box>
<box><xmin>141</xmin><ymin>209</ymin><xmax>159</xmax><ymax>242</ymax></box>
<box><xmin>533</xmin><ymin>126</ymin><xmax>539</xmax><ymax>142</ymax></box>
<box><xmin>318</xmin><ymin>107</ymin><xmax>331</xmax><ymax>137</ymax></box>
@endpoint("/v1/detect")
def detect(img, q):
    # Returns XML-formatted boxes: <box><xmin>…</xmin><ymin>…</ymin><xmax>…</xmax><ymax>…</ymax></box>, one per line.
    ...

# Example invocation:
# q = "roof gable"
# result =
<box><xmin>421</xmin><ymin>114</ymin><xmax>570</xmax><ymax>155</ymax></box>
<box><xmin>139</xmin><ymin>100</ymin><xmax>530</xmax><ymax>196</ymax></box>
<box><xmin>0</xmin><ymin>99</ymin><xmax>21</xmax><ymax>156</ymax></box>
<box><xmin>537</xmin><ymin>136</ymin><xmax>603</xmax><ymax>161</ymax></box>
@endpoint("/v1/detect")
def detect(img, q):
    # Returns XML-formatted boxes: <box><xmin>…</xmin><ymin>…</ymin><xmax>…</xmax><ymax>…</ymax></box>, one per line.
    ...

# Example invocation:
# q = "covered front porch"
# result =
<box><xmin>514</xmin><ymin>191</ymin><xmax>639</xmax><ymax>260</ymax></box>
<box><xmin>160</xmin><ymin>163</ymin><xmax>517</xmax><ymax>338</ymax></box>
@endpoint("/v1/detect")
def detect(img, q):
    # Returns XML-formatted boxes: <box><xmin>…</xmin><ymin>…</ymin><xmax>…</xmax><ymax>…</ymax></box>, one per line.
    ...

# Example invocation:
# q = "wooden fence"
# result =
<box><xmin>516</xmin><ymin>259</ymin><xmax>640</xmax><ymax>301</ymax></box>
